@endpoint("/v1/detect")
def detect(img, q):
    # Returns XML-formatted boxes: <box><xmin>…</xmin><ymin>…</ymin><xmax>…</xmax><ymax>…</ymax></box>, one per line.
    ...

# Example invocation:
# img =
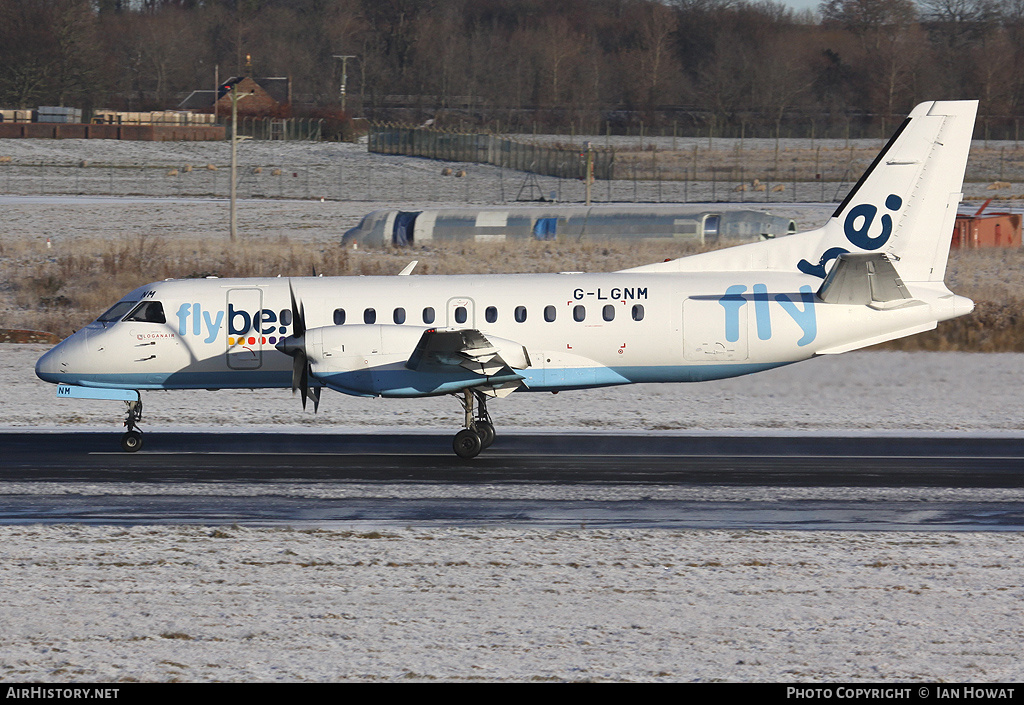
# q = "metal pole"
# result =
<box><xmin>231</xmin><ymin>91</ymin><xmax>238</xmax><ymax>241</ymax></box>
<box><xmin>333</xmin><ymin>55</ymin><xmax>356</xmax><ymax>113</ymax></box>
<box><xmin>229</xmin><ymin>87</ymin><xmax>252</xmax><ymax>242</ymax></box>
<box><xmin>584</xmin><ymin>141</ymin><xmax>593</xmax><ymax>206</ymax></box>
<box><xmin>214</xmin><ymin>65</ymin><xmax>219</xmax><ymax>124</ymax></box>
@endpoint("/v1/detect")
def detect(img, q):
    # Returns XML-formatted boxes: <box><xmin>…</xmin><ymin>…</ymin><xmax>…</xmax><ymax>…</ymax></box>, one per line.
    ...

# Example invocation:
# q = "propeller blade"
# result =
<box><xmin>291</xmin><ymin>352</ymin><xmax>305</xmax><ymax>393</ymax></box>
<box><xmin>299</xmin><ymin>361</ymin><xmax>309</xmax><ymax>410</ymax></box>
<box><xmin>288</xmin><ymin>280</ymin><xmax>305</xmax><ymax>338</ymax></box>
<box><xmin>282</xmin><ymin>280</ymin><xmax>318</xmax><ymax>412</ymax></box>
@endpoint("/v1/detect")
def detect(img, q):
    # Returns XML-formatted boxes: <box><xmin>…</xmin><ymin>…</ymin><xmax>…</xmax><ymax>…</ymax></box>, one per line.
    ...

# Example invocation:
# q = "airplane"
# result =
<box><xmin>36</xmin><ymin>100</ymin><xmax>978</xmax><ymax>458</ymax></box>
<box><xmin>341</xmin><ymin>205</ymin><xmax>798</xmax><ymax>247</ymax></box>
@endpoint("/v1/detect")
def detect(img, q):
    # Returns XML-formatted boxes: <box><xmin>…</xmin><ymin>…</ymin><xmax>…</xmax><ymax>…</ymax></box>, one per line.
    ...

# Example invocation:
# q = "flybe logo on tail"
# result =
<box><xmin>175</xmin><ymin>303</ymin><xmax>289</xmax><ymax>343</ymax></box>
<box><xmin>798</xmin><ymin>194</ymin><xmax>903</xmax><ymax>278</ymax></box>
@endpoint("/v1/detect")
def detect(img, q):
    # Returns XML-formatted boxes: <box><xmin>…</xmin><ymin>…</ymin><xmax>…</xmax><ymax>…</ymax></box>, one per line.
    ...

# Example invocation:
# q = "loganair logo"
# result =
<box><xmin>175</xmin><ymin>303</ymin><xmax>289</xmax><ymax>344</ymax></box>
<box><xmin>718</xmin><ymin>284</ymin><xmax>817</xmax><ymax>347</ymax></box>
<box><xmin>798</xmin><ymin>193</ymin><xmax>903</xmax><ymax>278</ymax></box>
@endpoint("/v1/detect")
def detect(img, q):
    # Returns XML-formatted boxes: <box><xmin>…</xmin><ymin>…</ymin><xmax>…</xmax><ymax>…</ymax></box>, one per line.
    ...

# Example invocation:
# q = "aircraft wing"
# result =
<box><xmin>405</xmin><ymin>328</ymin><xmax>531</xmax><ymax>396</ymax></box>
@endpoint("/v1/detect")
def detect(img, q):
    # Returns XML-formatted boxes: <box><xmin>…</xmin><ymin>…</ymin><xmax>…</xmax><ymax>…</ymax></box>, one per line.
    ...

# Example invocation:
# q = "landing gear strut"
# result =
<box><xmin>452</xmin><ymin>389</ymin><xmax>496</xmax><ymax>459</ymax></box>
<box><xmin>121</xmin><ymin>399</ymin><xmax>144</xmax><ymax>452</ymax></box>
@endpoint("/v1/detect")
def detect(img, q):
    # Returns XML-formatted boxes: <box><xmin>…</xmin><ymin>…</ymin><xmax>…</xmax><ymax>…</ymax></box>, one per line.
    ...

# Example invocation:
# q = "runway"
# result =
<box><xmin>1</xmin><ymin>431</ymin><xmax>1023</xmax><ymax>529</ymax></box>
<box><xmin>3</xmin><ymin>431</ymin><xmax>1024</xmax><ymax>483</ymax></box>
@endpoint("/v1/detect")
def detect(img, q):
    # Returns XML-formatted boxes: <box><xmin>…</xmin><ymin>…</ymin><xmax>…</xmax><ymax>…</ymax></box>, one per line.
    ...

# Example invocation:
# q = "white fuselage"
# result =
<box><xmin>35</xmin><ymin>269</ymin><xmax>968</xmax><ymax>398</ymax></box>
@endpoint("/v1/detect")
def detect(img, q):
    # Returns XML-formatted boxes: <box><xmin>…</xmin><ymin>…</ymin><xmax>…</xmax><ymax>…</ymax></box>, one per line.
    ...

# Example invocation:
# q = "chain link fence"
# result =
<box><xmin>237</xmin><ymin>117</ymin><xmax>324</xmax><ymax>141</ymax></box>
<box><xmin>0</xmin><ymin>159</ymin><xmax>852</xmax><ymax>204</ymax></box>
<box><xmin>369</xmin><ymin>125</ymin><xmax>615</xmax><ymax>180</ymax></box>
<box><xmin>1</xmin><ymin>139</ymin><xmax>1022</xmax><ymax>205</ymax></box>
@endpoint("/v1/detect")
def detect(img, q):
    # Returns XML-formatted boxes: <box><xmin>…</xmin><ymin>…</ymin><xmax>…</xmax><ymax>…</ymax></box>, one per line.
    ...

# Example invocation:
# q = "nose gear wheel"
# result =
<box><xmin>121</xmin><ymin>399</ymin><xmax>144</xmax><ymax>452</ymax></box>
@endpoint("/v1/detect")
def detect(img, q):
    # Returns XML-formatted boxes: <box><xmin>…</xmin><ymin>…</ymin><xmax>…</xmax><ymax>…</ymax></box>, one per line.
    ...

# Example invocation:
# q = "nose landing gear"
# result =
<box><xmin>453</xmin><ymin>389</ymin><xmax>496</xmax><ymax>459</ymax></box>
<box><xmin>52</xmin><ymin>385</ymin><xmax>145</xmax><ymax>453</ymax></box>
<box><xmin>121</xmin><ymin>399</ymin><xmax>144</xmax><ymax>452</ymax></box>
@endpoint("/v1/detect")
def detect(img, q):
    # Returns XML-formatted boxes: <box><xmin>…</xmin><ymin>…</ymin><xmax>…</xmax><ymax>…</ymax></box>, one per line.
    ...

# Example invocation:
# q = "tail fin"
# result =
<box><xmin>624</xmin><ymin>100</ymin><xmax>978</xmax><ymax>282</ymax></box>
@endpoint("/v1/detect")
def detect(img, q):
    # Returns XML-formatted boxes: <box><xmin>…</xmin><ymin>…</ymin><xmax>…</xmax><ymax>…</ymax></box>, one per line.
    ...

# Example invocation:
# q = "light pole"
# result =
<box><xmin>229</xmin><ymin>86</ymin><xmax>252</xmax><ymax>242</ymax></box>
<box><xmin>333</xmin><ymin>55</ymin><xmax>356</xmax><ymax>113</ymax></box>
<box><xmin>584</xmin><ymin>141</ymin><xmax>594</xmax><ymax>206</ymax></box>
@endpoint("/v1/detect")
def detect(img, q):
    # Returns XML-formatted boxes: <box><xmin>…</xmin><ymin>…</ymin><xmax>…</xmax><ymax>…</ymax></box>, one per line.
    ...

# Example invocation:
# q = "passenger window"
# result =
<box><xmin>455</xmin><ymin>306</ymin><xmax>467</xmax><ymax>324</ymax></box>
<box><xmin>281</xmin><ymin>309</ymin><xmax>292</xmax><ymax>326</ymax></box>
<box><xmin>632</xmin><ymin>304</ymin><xmax>645</xmax><ymax>321</ymax></box>
<box><xmin>603</xmin><ymin>305</ymin><xmax>615</xmax><ymax>322</ymax></box>
<box><xmin>423</xmin><ymin>307</ymin><xmax>435</xmax><ymax>324</ymax></box>
<box><xmin>573</xmin><ymin>305</ymin><xmax>585</xmax><ymax>322</ymax></box>
<box><xmin>394</xmin><ymin>307</ymin><xmax>406</xmax><ymax>324</ymax></box>
<box><xmin>485</xmin><ymin>306</ymin><xmax>498</xmax><ymax>323</ymax></box>
<box><xmin>364</xmin><ymin>308</ymin><xmax>376</xmax><ymax>324</ymax></box>
<box><xmin>333</xmin><ymin>308</ymin><xmax>346</xmax><ymax>325</ymax></box>
<box><xmin>544</xmin><ymin>305</ymin><xmax>556</xmax><ymax>322</ymax></box>
<box><xmin>515</xmin><ymin>306</ymin><xmax>527</xmax><ymax>323</ymax></box>
<box><xmin>97</xmin><ymin>300</ymin><xmax>139</xmax><ymax>323</ymax></box>
<box><xmin>124</xmin><ymin>301</ymin><xmax>166</xmax><ymax>324</ymax></box>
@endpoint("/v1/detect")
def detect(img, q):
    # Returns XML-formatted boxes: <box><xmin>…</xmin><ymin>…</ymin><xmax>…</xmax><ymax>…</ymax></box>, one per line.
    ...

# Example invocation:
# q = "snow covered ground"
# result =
<box><xmin>0</xmin><ymin>525</ymin><xmax>1021</xmax><ymax>683</ymax></box>
<box><xmin>2</xmin><ymin>135</ymin><xmax>1018</xmax><ymax>212</ymax></box>
<box><xmin>2</xmin><ymin>345</ymin><xmax>1023</xmax><ymax>683</ymax></box>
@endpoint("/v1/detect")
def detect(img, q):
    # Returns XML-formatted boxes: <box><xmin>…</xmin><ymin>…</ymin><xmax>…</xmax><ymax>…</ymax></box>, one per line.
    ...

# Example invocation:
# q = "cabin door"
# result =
<box><xmin>226</xmin><ymin>288</ymin><xmax>263</xmax><ymax>370</ymax></box>
<box><xmin>682</xmin><ymin>296</ymin><xmax>748</xmax><ymax>362</ymax></box>
<box><xmin>446</xmin><ymin>297</ymin><xmax>475</xmax><ymax>329</ymax></box>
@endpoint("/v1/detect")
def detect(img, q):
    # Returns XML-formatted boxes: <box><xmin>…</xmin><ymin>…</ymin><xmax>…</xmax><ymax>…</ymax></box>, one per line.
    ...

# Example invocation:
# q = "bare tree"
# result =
<box><xmin>819</xmin><ymin>0</ymin><xmax>921</xmax><ymax>120</ymax></box>
<box><xmin>918</xmin><ymin>0</ymin><xmax>1002</xmax><ymax>96</ymax></box>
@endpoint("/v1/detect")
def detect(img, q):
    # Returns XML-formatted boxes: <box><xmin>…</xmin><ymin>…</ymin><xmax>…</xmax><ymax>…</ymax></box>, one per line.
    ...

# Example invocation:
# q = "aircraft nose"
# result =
<box><xmin>36</xmin><ymin>330</ymin><xmax>89</xmax><ymax>384</ymax></box>
<box><xmin>35</xmin><ymin>341</ymin><xmax>66</xmax><ymax>383</ymax></box>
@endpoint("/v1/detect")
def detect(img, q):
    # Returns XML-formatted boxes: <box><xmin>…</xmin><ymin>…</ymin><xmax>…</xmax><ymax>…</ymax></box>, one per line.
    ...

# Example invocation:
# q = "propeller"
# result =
<box><xmin>276</xmin><ymin>280</ymin><xmax>320</xmax><ymax>412</ymax></box>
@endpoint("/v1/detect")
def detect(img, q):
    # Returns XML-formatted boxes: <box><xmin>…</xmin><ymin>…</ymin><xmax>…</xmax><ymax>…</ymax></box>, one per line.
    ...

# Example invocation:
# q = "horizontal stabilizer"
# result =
<box><xmin>815</xmin><ymin>322</ymin><xmax>937</xmax><ymax>355</ymax></box>
<box><xmin>817</xmin><ymin>253</ymin><xmax>912</xmax><ymax>306</ymax></box>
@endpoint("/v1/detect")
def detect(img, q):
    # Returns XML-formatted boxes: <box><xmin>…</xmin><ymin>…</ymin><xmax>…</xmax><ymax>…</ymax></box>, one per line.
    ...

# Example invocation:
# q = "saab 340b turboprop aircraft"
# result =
<box><xmin>36</xmin><ymin>100</ymin><xmax>978</xmax><ymax>458</ymax></box>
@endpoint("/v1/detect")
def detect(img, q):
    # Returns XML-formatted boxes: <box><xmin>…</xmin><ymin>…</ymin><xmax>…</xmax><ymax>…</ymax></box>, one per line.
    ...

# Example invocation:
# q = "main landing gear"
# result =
<box><xmin>121</xmin><ymin>399</ymin><xmax>144</xmax><ymax>452</ymax></box>
<box><xmin>452</xmin><ymin>389</ymin><xmax>496</xmax><ymax>459</ymax></box>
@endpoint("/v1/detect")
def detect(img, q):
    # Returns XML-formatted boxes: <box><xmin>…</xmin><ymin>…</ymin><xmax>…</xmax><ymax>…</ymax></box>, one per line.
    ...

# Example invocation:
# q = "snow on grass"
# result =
<box><xmin>0</xmin><ymin>525</ymin><xmax>1020</xmax><ymax>683</ymax></box>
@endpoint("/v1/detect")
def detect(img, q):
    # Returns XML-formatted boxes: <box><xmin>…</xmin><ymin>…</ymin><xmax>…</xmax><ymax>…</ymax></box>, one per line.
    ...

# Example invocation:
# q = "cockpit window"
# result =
<box><xmin>123</xmin><ymin>300</ymin><xmax>166</xmax><ymax>324</ymax></box>
<box><xmin>96</xmin><ymin>300</ymin><xmax>139</xmax><ymax>323</ymax></box>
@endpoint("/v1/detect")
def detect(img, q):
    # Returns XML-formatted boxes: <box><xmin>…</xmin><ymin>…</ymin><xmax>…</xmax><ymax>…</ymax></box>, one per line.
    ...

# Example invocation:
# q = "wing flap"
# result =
<box><xmin>406</xmin><ymin>329</ymin><xmax>531</xmax><ymax>374</ymax></box>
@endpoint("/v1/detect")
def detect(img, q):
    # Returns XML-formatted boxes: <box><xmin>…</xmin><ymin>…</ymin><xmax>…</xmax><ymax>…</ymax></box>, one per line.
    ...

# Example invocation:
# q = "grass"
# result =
<box><xmin>0</xmin><ymin>235</ymin><xmax>707</xmax><ymax>338</ymax></box>
<box><xmin>2</xmin><ymin>232</ymin><xmax>1022</xmax><ymax>350</ymax></box>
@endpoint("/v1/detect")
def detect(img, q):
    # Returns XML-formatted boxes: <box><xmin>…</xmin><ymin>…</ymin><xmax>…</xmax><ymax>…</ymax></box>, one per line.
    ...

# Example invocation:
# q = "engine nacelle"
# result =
<box><xmin>305</xmin><ymin>324</ymin><xmax>424</xmax><ymax>371</ymax></box>
<box><xmin>303</xmin><ymin>324</ymin><xmax>424</xmax><ymax>396</ymax></box>
<box><xmin>303</xmin><ymin>324</ymin><xmax>530</xmax><ymax>397</ymax></box>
